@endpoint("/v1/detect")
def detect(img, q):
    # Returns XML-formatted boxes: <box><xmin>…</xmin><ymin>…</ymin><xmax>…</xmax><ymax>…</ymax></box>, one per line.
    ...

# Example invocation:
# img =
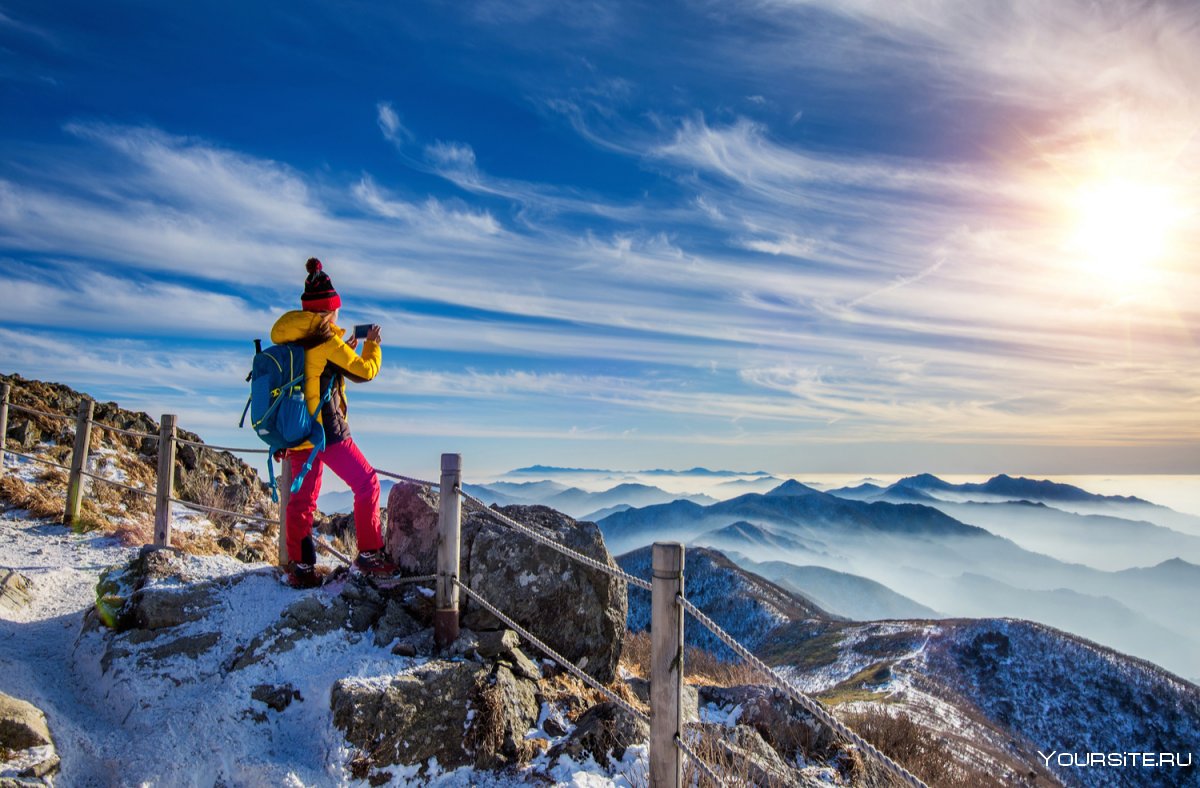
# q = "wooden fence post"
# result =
<box><xmin>153</xmin><ymin>414</ymin><xmax>177</xmax><ymax>546</ymax></box>
<box><xmin>435</xmin><ymin>452</ymin><xmax>462</xmax><ymax>649</ymax></box>
<box><xmin>278</xmin><ymin>457</ymin><xmax>291</xmax><ymax>566</ymax></box>
<box><xmin>0</xmin><ymin>383</ymin><xmax>9</xmax><ymax>477</ymax></box>
<box><xmin>650</xmin><ymin>542</ymin><xmax>685</xmax><ymax>788</ymax></box>
<box><xmin>65</xmin><ymin>398</ymin><xmax>95</xmax><ymax>528</ymax></box>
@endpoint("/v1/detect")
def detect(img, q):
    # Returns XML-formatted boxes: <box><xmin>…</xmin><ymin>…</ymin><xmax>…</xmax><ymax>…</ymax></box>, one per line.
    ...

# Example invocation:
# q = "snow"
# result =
<box><xmin>0</xmin><ymin>508</ymin><xmax>648</xmax><ymax>785</ymax></box>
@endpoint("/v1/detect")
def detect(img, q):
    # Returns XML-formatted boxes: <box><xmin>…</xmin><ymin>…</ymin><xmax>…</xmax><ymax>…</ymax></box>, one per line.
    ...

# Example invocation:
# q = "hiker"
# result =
<box><xmin>271</xmin><ymin>257</ymin><xmax>397</xmax><ymax>588</ymax></box>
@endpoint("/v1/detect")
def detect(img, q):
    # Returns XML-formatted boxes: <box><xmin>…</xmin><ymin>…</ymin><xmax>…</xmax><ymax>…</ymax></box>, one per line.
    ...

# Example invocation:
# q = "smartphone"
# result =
<box><xmin>353</xmin><ymin>324</ymin><xmax>373</xmax><ymax>340</ymax></box>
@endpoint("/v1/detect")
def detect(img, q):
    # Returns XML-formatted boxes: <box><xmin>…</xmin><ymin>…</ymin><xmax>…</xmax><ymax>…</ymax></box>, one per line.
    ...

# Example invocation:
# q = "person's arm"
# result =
<box><xmin>325</xmin><ymin>329</ymin><xmax>382</xmax><ymax>382</ymax></box>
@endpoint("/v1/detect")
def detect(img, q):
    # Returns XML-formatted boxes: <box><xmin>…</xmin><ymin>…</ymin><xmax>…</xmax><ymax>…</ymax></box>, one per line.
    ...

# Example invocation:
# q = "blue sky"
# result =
<box><xmin>2</xmin><ymin>0</ymin><xmax>1198</xmax><ymax>480</ymax></box>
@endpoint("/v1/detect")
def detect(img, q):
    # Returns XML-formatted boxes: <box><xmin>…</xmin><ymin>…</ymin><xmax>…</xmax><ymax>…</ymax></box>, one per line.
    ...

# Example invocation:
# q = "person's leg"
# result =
<box><xmin>286</xmin><ymin>448</ymin><xmax>324</xmax><ymax>563</ymax></box>
<box><xmin>321</xmin><ymin>437</ymin><xmax>383</xmax><ymax>552</ymax></box>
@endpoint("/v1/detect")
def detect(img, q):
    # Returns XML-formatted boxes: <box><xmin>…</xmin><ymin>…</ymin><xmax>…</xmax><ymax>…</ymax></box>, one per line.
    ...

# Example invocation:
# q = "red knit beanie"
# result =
<box><xmin>301</xmin><ymin>257</ymin><xmax>342</xmax><ymax>312</ymax></box>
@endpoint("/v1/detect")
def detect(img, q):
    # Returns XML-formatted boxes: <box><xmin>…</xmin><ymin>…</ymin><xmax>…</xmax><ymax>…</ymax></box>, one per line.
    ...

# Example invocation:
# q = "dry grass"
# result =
<box><xmin>466</xmin><ymin>673</ymin><xmax>540</xmax><ymax>765</ymax></box>
<box><xmin>679</xmin><ymin>726</ymin><xmax>797</xmax><ymax>788</ymax></box>
<box><xmin>177</xmin><ymin>472</ymin><xmax>244</xmax><ymax>529</ymax></box>
<box><xmin>844</xmin><ymin>707</ymin><xmax>990</xmax><ymax>788</ymax></box>
<box><xmin>621</xmin><ymin>630</ymin><xmax>762</xmax><ymax>688</ymax></box>
<box><xmin>110</xmin><ymin>515</ymin><xmax>155</xmax><ymax>547</ymax></box>
<box><xmin>0</xmin><ymin>475</ymin><xmax>66</xmax><ymax>521</ymax></box>
<box><xmin>539</xmin><ymin>670</ymin><xmax>648</xmax><ymax>723</ymax></box>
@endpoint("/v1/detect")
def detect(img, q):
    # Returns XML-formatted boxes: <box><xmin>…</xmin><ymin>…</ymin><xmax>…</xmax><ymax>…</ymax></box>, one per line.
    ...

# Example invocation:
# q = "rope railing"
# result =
<box><xmin>78</xmin><ymin>469</ymin><xmax>157</xmax><ymax>500</ymax></box>
<box><xmin>89</xmin><ymin>421</ymin><xmax>160</xmax><ymax>441</ymax></box>
<box><xmin>7</xmin><ymin>402</ymin><xmax>76</xmax><ymax>422</ymax></box>
<box><xmin>454</xmin><ymin>579</ymin><xmax>651</xmax><ymax>727</ymax></box>
<box><xmin>459</xmin><ymin>490</ymin><xmax>653</xmax><ymax>592</ymax></box>
<box><xmin>675</xmin><ymin>733</ymin><xmax>729</xmax><ymax>788</ymax></box>
<box><xmin>2</xmin><ymin>449</ymin><xmax>73</xmax><ymax>473</ymax></box>
<box><xmin>168</xmin><ymin>496</ymin><xmax>276</xmax><ymax>527</ymax></box>
<box><xmin>375</xmin><ymin>469</ymin><xmax>440</xmax><ymax>489</ymax></box>
<box><xmin>174</xmin><ymin>436</ymin><xmax>270</xmax><ymax>455</ymax></box>
<box><xmin>677</xmin><ymin>594</ymin><xmax>928</xmax><ymax>788</ymax></box>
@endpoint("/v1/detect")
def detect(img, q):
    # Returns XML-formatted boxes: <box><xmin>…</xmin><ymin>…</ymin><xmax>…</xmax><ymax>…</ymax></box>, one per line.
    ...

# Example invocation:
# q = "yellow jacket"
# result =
<box><xmin>270</xmin><ymin>310</ymin><xmax>382</xmax><ymax>449</ymax></box>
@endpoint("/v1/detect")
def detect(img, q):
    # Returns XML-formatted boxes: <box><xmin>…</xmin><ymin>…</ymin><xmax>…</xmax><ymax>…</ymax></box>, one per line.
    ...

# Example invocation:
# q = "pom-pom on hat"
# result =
<box><xmin>301</xmin><ymin>257</ymin><xmax>342</xmax><ymax>312</ymax></box>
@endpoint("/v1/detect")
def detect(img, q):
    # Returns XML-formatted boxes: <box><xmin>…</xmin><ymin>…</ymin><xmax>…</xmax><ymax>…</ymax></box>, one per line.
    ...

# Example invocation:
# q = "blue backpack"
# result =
<box><xmin>239</xmin><ymin>341</ymin><xmax>333</xmax><ymax>501</ymax></box>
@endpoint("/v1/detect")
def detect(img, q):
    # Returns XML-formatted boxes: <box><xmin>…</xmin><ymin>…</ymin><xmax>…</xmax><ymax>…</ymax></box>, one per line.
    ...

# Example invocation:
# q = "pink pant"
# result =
<box><xmin>286</xmin><ymin>437</ymin><xmax>382</xmax><ymax>561</ymax></box>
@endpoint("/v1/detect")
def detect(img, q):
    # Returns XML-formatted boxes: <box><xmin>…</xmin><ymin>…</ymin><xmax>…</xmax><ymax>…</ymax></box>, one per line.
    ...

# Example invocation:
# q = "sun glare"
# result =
<box><xmin>1067</xmin><ymin>177</ymin><xmax>1180</xmax><ymax>286</ymax></box>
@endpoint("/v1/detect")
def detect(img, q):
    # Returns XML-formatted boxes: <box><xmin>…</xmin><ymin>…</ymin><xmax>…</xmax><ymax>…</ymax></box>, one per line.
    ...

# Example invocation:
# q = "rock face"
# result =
<box><xmin>462</xmin><ymin>505</ymin><xmax>627</xmax><ymax>683</ymax></box>
<box><xmin>698</xmin><ymin>684</ymin><xmax>836</xmax><ymax>762</ymax></box>
<box><xmin>330</xmin><ymin>659</ymin><xmax>540</xmax><ymax>772</ymax></box>
<box><xmin>0</xmin><ymin>691</ymin><xmax>59</xmax><ymax>781</ymax></box>
<box><xmin>1</xmin><ymin>373</ymin><xmax>272</xmax><ymax>520</ymax></box>
<box><xmin>384</xmin><ymin>483</ymin><xmax>440</xmax><ymax>575</ymax></box>
<box><xmin>547</xmin><ymin>701</ymin><xmax>650</xmax><ymax>764</ymax></box>
<box><xmin>385</xmin><ymin>485</ymin><xmax>627</xmax><ymax>683</ymax></box>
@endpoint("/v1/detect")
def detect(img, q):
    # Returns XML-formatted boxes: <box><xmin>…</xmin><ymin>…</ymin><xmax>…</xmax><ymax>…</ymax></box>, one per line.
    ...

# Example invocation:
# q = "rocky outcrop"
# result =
<box><xmin>547</xmin><ymin>701</ymin><xmax>649</xmax><ymax>764</ymax></box>
<box><xmin>698</xmin><ymin>684</ymin><xmax>837</xmax><ymax>762</ymax></box>
<box><xmin>0</xmin><ymin>571</ymin><xmax>33</xmax><ymax>615</ymax></box>
<box><xmin>385</xmin><ymin>484</ymin><xmax>627</xmax><ymax>683</ymax></box>
<box><xmin>1</xmin><ymin>373</ymin><xmax>273</xmax><ymax>522</ymax></box>
<box><xmin>93</xmin><ymin>546</ymin><xmax>220</xmax><ymax>632</ymax></box>
<box><xmin>0</xmin><ymin>691</ymin><xmax>59</xmax><ymax>782</ymax></box>
<box><xmin>330</xmin><ymin>659</ymin><xmax>540</xmax><ymax>776</ymax></box>
<box><xmin>384</xmin><ymin>483</ymin><xmax>439</xmax><ymax>575</ymax></box>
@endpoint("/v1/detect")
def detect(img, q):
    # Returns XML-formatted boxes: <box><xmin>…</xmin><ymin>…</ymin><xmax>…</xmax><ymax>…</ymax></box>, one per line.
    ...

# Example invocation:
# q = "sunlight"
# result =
<box><xmin>1066</xmin><ymin>176</ymin><xmax>1182</xmax><ymax>287</ymax></box>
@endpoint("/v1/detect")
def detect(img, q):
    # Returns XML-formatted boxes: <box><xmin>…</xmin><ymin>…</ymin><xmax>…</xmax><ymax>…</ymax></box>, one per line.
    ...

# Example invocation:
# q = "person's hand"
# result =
<box><xmin>367</xmin><ymin>324</ymin><xmax>382</xmax><ymax>344</ymax></box>
<box><xmin>344</xmin><ymin>332</ymin><xmax>359</xmax><ymax>350</ymax></box>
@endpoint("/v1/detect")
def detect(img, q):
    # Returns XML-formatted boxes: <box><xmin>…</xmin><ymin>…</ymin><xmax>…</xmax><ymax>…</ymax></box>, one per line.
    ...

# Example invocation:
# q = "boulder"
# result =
<box><xmin>698</xmin><ymin>684</ymin><xmax>836</xmax><ymax>761</ymax></box>
<box><xmin>383</xmin><ymin>489</ymin><xmax>627</xmax><ymax>683</ymax></box>
<box><xmin>626</xmin><ymin>676</ymin><xmax>699</xmax><ymax>724</ymax></box>
<box><xmin>93</xmin><ymin>547</ymin><xmax>219</xmax><ymax>632</ymax></box>
<box><xmin>6</xmin><ymin>419</ymin><xmax>40</xmax><ymax>450</ymax></box>
<box><xmin>690</xmin><ymin>722</ymin><xmax>803</xmax><ymax>787</ymax></box>
<box><xmin>0</xmin><ymin>571</ymin><xmax>33</xmax><ymax>614</ymax></box>
<box><xmin>547</xmin><ymin>701</ymin><xmax>650</xmax><ymax>764</ymax></box>
<box><xmin>330</xmin><ymin>659</ymin><xmax>540</xmax><ymax>774</ymax></box>
<box><xmin>383</xmin><ymin>483</ymin><xmax>440</xmax><ymax>575</ymax></box>
<box><xmin>251</xmin><ymin>683</ymin><xmax>302</xmax><ymax>713</ymax></box>
<box><xmin>372</xmin><ymin>598</ymin><xmax>423</xmax><ymax>648</ymax></box>
<box><xmin>0</xmin><ymin>691</ymin><xmax>59</xmax><ymax>781</ymax></box>
<box><xmin>461</xmin><ymin>506</ymin><xmax>627</xmax><ymax>683</ymax></box>
<box><xmin>0</xmin><ymin>694</ymin><xmax>52</xmax><ymax>752</ymax></box>
<box><xmin>467</xmin><ymin>664</ymin><xmax>541</xmax><ymax>768</ymax></box>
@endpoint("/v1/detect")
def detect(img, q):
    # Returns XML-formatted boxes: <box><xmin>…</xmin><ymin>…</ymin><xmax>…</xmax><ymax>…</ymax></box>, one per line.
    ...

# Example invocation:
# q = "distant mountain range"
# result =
<box><xmin>829</xmin><ymin>473</ymin><xmax>1200</xmax><ymax>536</ymax></box>
<box><xmin>317</xmin><ymin>478</ymin><xmax>715</xmax><ymax>520</ymax></box>
<box><xmin>507</xmin><ymin>465</ymin><xmax>771</xmax><ymax>477</ymax></box>
<box><xmin>598</xmin><ymin>478</ymin><xmax>1200</xmax><ymax>680</ymax></box>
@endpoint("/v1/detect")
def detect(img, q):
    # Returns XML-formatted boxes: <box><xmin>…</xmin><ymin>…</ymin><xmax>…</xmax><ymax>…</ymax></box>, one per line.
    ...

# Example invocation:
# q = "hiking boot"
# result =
<box><xmin>353</xmin><ymin>549</ymin><xmax>398</xmax><ymax>577</ymax></box>
<box><xmin>286</xmin><ymin>562</ymin><xmax>321</xmax><ymax>589</ymax></box>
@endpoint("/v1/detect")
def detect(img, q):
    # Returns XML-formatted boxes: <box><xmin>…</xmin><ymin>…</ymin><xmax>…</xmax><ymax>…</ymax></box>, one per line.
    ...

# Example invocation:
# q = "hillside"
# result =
<box><xmin>1</xmin><ymin>373</ymin><xmax>275</xmax><ymax>559</ymax></box>
<box><xmin>737</xmin><ymin>559</ymin><xmax>940</xmax><ymax>620</ymax></box>
<box><xmin>617</xmin><ymin>546</ymin><xmax>831</xmax><ymax>658</ymax></box>
<box><xmin>757</xmin><ymin>616</ymin><xmax>1199</xmax><ymax>788</ymax></box>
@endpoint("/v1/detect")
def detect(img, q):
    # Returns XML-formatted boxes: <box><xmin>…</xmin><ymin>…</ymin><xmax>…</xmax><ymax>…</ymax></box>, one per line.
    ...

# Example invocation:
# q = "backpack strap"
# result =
<box><xmin>266</xmin><ymin>455</ymin><xmax>279</xmax><ymax>503</ymax></box>
<box><xmin>238</xmin><ymin>394</ymin><xmax>252</xmax><ymax>429</ymax></box>
<box><xmin>288</xmin><ymin>378</ymin><xmax>337</xmax><ymax>495</ymax></box>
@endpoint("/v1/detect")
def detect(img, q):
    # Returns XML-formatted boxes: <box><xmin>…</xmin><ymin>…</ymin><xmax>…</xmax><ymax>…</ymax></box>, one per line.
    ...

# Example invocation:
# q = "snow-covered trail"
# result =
<box><xmin>0</xmin><ymin>511</ymin><xmax>139</xmax><ymax>784</ymax></box>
